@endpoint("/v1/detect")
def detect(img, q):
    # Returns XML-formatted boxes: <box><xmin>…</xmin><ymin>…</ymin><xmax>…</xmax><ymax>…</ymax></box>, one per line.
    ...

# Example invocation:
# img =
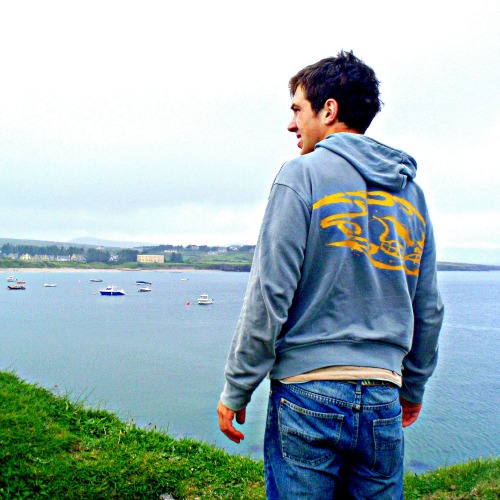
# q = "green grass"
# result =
<box><xmin>0</xmin><ymin>371</ymin><xmax>264</xmax><ymax>499</ymax></box>
<box><xmin>404</xmin><ymin>458</ymin><xmax>500</xmax><ymax>499</ymax></box>
<box><xmin>0</xmin><ymin>370</ymin><xmax>498</xmax><ymax>499</ymax></box>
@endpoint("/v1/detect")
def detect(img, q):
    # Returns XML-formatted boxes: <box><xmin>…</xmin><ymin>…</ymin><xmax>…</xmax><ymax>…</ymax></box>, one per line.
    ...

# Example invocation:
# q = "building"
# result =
<box><xmin>137</xmin><ymin>254</ymin><xmax>165</xmax><ymax>264</ymax></box>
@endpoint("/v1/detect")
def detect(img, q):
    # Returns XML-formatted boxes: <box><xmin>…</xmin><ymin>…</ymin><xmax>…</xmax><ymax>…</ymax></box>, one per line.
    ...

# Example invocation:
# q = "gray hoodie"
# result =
<box><xmin>221</xmin><ymin>133</ymin><xmax>444</xmax><ymax>410</ymax></box>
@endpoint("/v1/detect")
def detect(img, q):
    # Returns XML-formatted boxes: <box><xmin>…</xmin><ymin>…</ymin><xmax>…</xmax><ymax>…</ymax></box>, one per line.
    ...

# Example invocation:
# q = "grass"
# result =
<box><xmin>0</xmin><ymin>370</ymin><xmax>498</xmax><ymax>499</ymax></box>
<box><xmin>403</xmin><ymin>458</ymin><xmax>500</xmax><ymax>499</ymax></box>
<box><xmin>0</xmin><ymin>371</ymin><xmax>264</xmax><ymax>499</ymax></box>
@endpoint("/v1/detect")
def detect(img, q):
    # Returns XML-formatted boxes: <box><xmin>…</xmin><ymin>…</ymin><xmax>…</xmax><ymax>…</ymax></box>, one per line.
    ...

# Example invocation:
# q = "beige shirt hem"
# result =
<box><xmin>281</xmin><ymin>365</ymin><xmax>402</xmax><ymax>387</ymax></box>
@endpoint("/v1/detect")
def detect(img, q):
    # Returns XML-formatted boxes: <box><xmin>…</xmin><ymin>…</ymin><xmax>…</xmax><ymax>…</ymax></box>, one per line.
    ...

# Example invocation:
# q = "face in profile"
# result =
<box><xmin>287</xmin><ymin>86</ymin><xmax>327</xmax><ymax>155</ymax></box>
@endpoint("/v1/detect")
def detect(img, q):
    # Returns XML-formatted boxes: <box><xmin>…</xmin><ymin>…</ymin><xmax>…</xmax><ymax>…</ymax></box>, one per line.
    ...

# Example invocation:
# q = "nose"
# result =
<box><xmin>288</xmin><ymin>117</ymin><xmax>297</xmax><ymax>133</ymax></box>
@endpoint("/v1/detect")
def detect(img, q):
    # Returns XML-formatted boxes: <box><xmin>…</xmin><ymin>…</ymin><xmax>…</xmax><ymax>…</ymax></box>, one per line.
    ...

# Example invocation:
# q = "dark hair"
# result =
<box><xmin>289</xmin><ymin>50</ymin><xmax>382</xmax><ymax>133</ymax></box>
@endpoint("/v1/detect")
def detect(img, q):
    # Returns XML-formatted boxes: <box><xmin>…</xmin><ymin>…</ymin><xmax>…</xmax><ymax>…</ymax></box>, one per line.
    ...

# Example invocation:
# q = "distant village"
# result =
<box><xmin>1</xmin><ymin>241</ymin><xmax>498</xmax><ymax>272</ymax></box>
<box><xmin>0</xmin><ymin>242</ymin><xmax>256</xmax><ymax>265</ymax></box>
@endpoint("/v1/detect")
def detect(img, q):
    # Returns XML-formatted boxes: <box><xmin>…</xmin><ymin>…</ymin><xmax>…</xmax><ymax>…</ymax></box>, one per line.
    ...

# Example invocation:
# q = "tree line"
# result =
<box><xmin>0</xmin><ymin>244</ymin><xmax>139</xmax><ymax>264</ymax></box>
<box><xmin>142</xmin><ymin>244</ymin><xmax>256</xmax><ymax>253</ymax></box>
<box><xmin>1</xmin><ymin>243</ymin><xmax>85</xmax><ymax>257</ymax></box>
<box><xmin>0</xmin><ymin>244</ymin><xmax>178</xmax><ymax>265</ymax></box>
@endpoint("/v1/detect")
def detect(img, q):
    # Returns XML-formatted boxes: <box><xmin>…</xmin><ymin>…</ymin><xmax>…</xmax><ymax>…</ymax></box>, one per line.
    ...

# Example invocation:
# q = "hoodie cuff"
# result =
<box><xmin>399</xmin><ymin>382</ymin><xmax>424</xmax><ymax>405</ymax></box>
<box><xmin>220</xmin><ymin>381</ymin><xmax>252</xmax><ymax>412</ymax></box>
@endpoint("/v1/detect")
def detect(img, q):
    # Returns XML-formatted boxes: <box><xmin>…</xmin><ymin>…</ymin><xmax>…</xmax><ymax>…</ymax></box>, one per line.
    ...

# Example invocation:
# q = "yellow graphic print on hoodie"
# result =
<box><xmin>313</xmin><ymin>190</ymin><xmax>426</xmax><ymax>276</ymax></box>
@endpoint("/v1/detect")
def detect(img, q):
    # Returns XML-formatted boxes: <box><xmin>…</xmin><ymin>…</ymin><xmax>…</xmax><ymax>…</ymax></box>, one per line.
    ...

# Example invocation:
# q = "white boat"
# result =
<box><xmin>6</xmin><ymin>276</ymin><xmax>16</xmax><ymax>282</ymax></box>
<box><xmin>99</xmin><ymin>285</ymin><xmax>126</xmax><ymax>296</ymax></box>
<box><xmin>90</xmin><ymin>278</ymin><xmax>103</xmax><ymax>282</ymax></box>
<box><xmin>43</xmin><ymin>283</ymin><xmax>57</xmax><ymax>287</ymax></box>
<box><xmin>197</xmin><ymin>294</ymin><xmax>214</xmax><ymax>305</ymax></box>
<box><xmin>138</xmin><ymin>286</ymin><xmax>152</xmax><ymax>292</ymax></box>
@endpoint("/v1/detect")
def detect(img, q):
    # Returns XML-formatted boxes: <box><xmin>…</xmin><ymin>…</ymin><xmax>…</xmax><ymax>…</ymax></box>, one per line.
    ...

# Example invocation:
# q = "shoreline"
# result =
<box><xmin>1</xmin><ymin>267</ymin><xmax>219</xmax><ymax>274</ymax></box>
<box><xmin>3</xmin><ymin>262</ymin><xmax>499</xmax><ymax>274</ymax></box>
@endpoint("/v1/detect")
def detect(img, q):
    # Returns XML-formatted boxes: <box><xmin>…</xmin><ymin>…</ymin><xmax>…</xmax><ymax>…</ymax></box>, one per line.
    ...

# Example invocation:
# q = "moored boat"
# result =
<box><xmin>8</xmin><ymin>281</ymin><xmax>25</xmax><ymax>290</ymax></box>
<box><xmin>90</xmin><ymin>278</ymin><xmax>103</xmax><ymax>282</ymax></box>
<box><xmin>99</xmin><ymin>285</ymin><xmax>126</xmax><ymax>296</ymax></box>
<box><xmin>135</xmin><ymin>280</ymin><xmax>152</xmax><ymax>285</ymax></box>
<box><xmin>43</xmin><ymin>283</ymin><xmax>57</xmax><ymax>287</ymax></box>
<box><xmin>138</xmin><ymin>286</ymin><xmax>152</xmax><ymax>292</ymax></box>
<box><xmin>197</xmin><ymin>294</ymin><xmax>214</xmax><ymax>305</ymax></box>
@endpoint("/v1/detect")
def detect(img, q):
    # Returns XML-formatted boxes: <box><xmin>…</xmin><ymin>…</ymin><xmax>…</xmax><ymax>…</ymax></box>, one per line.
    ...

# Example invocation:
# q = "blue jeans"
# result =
<box><xmin>264</xmin><ymin>380</ymin><xmax>404</xmax><ymax>499</ymax></box>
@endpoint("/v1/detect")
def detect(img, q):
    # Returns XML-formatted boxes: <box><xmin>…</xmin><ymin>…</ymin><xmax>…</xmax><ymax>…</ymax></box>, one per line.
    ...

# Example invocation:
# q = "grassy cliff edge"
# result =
<box><xmin>0</xmin><ymin>371</ymin><xmax>498</xmax><ymax>499</ymax></box>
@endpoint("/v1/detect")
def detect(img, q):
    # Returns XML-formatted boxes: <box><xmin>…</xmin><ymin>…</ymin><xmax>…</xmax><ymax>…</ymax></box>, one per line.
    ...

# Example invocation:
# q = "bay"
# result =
<box><xmin>1</xmin><ymin>269</ymin><xmax>498</xmax><ymax>474</ymax></box>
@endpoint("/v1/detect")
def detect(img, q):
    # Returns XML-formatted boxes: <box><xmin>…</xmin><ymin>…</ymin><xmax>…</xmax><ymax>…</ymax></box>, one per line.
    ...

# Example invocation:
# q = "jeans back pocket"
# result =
<box><xmin>279</xmin><ymin>398</ymin><xmax>344</xmax><ymax>467</ymax></box>
<box><xmin>372</xmin><ymin>411</ymin><xmax>404</xmax><ymax>477</ymax></box>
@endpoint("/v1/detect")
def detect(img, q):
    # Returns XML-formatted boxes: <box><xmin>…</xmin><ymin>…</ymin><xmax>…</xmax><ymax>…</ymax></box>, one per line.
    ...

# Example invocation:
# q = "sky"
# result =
<box><xmin>0</xmin><ymin>0</ymin><xmax>499</xmax><ymax>264</ymax></box>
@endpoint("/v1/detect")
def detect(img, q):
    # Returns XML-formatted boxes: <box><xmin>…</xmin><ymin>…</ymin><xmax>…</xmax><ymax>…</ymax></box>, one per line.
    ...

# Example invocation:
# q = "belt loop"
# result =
<box><xmin>355</xmin><ymin>380</ymin><xmax>362</xmax><ymax>395</ymax></box>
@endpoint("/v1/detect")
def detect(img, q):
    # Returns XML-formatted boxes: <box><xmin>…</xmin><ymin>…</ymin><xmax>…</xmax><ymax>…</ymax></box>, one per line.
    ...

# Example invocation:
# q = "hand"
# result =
<box><xmin>217</xmin><ymin>401</ymin><xmax>246</xmax><ymax>443</ymax></box>
<box><xmin>400</xmin><ymin>397</ymin><xmax>422</xmax><ymax>427</ymax></box>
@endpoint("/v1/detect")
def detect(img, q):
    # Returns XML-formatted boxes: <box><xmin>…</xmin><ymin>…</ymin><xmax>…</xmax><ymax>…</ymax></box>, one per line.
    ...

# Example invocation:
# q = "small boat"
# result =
<box><xmin>99</xmin><ymin>285</ymin><xmax>126</xmax><ymax>296</ymax></box>
<box><xmin>180</xmin><ymin>278</ymin><xmax>189</xmax><ymax>281</ymax></box>
<box><xmin>138</xmin><ymin>286</ymin><xmax>152</xmax><ymax>292</ymax></box>
<box><xmin>135</xmin><ymin>280</ymin><xmax>152</xmax><ymax>285</ymax></box>
<box><xmin>90</xmin><ymin>278</ymin><xmax>103</xmax><ymax>282</ymax></box>
<box><xmin>43</xmin><ymin>283</ymin><xmax>57</xmax><ymax>287</ymax></box>
<box><xmin>197</xmin><ymin>294</ymin><xmax>214</xmax><ymax>305</ymax></box>
<box><xmin>6</xmin><ymin>276</ymin><xmax>16</xmax><ymax>282</ymax></box>
<box><xmin>8</xmin><ymin>282</ymin><xmax>25</xmax><ymax>290</ymax></box>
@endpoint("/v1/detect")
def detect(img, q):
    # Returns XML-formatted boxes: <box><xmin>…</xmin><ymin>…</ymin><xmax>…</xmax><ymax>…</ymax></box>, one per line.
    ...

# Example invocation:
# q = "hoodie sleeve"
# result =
<box><xmin>220</xmin><ymin>182</ymin><xmax>310</xmax><ymax>411</ymax></box>
<box><xmin>400</xmin><ymin>216</ymin><xmax>444</xmax><ymax>404</ymax></box>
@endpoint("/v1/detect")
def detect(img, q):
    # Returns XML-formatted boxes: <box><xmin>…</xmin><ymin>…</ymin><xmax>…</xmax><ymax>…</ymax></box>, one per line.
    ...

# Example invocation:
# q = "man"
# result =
<box><xmin>217</xmin><ymin>51</ymin><xmax>444</xmax><ymax>499</ymax></box>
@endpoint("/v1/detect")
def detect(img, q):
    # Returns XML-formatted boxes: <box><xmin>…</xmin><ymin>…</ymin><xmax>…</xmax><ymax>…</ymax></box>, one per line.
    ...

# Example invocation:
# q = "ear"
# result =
<box><xmin>323</xmin><ymin>98</ymin><xmax>338</xmax><ymax>125</ymax></box>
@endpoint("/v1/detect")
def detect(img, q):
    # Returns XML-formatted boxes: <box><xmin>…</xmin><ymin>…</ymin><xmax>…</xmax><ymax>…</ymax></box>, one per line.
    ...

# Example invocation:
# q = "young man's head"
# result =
<box><xmin>288</xmin><ymin>51</ymin><xmax>382</xmax><ymax>154</ymax></box>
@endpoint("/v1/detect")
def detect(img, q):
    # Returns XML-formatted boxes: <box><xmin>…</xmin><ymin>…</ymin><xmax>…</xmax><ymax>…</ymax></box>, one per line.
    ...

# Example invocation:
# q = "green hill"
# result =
<box><xmin>1</xmin><ymin>371</ymin><xmax>498</xmax><ymax>499</ymax></box>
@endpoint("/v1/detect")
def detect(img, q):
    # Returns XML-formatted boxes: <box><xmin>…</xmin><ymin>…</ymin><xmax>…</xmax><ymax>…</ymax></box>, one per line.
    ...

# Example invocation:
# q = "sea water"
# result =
<box><xmin>0</xmin><ymin>269</ymin><xmax>498</xmax><ymax>474</ymax></box>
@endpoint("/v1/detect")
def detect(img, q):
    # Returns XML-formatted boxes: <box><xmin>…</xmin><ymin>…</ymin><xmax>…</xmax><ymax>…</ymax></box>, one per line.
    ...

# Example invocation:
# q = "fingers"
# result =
<box><xmin>400</xmin><ymin>397</ymin><xmax>422</xmax><ymax>427</ymax></box>
<box><xmin>236</xmin><ymin>407</ymin><xmax>246</xmax><ymax>425</ymax></box>
<box><xmin>217</xmin><ymin>401</ymin><xmax>245</xmax><ymax>444</ymax></box>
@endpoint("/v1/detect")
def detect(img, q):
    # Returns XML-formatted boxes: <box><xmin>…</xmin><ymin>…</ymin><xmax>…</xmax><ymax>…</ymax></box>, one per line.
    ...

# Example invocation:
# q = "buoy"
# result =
<box><xmin>186</xmin><ymin>302</ymin><xmax>190</xmax><ymax>306</ymax></box>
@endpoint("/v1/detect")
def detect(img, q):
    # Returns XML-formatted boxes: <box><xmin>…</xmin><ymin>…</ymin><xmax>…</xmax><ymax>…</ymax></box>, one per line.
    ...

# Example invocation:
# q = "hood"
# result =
<box><xmin>316</xmin><ymin>133</ymin><xmax>417</xmax><ymax>191</ymax></box>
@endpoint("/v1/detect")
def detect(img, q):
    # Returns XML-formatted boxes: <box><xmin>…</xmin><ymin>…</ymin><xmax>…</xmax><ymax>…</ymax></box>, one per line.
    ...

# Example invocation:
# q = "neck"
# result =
<box><xmin>328</xmin><ymin>122</ymin><xmax>361</xmax><ymax>135</ymax></box>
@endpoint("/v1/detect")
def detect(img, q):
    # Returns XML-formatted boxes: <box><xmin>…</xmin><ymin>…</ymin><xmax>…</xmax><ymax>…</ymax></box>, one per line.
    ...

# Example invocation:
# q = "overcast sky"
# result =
<box><xmin>0</xmin><ymin>0</ymin><xmax>498</xmax><ymax>264</ymax></box>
